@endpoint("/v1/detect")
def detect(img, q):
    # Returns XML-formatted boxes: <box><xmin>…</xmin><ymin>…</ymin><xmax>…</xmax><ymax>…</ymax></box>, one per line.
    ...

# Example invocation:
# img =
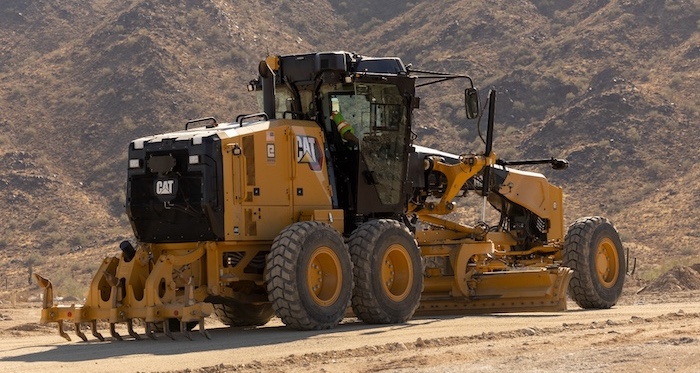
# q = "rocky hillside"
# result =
<box><xmin>0</xmin><ymin>0</ymin><xmax>697</xmax><ymax>296</ymax></box>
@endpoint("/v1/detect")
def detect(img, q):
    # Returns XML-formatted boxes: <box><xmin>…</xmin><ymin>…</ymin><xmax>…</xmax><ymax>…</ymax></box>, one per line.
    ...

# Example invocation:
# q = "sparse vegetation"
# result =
<box><xmin>68</xmin><ymin>233</ymin><xmax>87</xmax><ymax>247</ymax></box>
<box><xmin>25</xmin><ymin>253</ymin><xmax>46</xmax><ymax>268</ymax></box>
<box><xmin>51</xmin><ymin>270</ymin><xmax>88</xmax><ymax>298</ymax></box>
<box><xmin>30</xmin><ymin>212</ymin><xmax>53</xmax><ymax>231</ymax></box>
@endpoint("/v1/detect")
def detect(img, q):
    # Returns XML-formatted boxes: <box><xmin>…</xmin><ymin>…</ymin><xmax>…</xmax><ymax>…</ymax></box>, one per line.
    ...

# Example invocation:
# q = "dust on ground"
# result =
<box><xmin>1</xmin><ymin>265</ymin><xmax>699</xmax><ymax>373</ymax></box>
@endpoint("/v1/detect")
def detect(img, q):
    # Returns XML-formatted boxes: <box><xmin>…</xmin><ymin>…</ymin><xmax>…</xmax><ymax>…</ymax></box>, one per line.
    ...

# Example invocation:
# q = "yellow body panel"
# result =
<box><xmin>496</xmin><ymin>168</ymin><xmax>565</xmax><ymax>242</ymax></box>
<box><xmin>220</xmin><ymin>119</ymin><xmax>334</xmax><ymax>241</ymax></box>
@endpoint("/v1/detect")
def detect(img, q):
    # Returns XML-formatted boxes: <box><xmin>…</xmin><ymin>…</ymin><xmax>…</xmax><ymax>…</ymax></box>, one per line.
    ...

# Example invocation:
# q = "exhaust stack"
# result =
<box><xmin>258</xmin><ymin>57</ymin><xmax>278</xmax><ymax>120</ymax></box>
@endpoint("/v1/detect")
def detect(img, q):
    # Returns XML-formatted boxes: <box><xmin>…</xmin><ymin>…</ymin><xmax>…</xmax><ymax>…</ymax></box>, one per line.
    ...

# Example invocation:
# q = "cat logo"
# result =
<box><xmin>296</xmin><ymin>135</ymin><xmax>323</xmax><ymax>171</ymax></box>
<box><xmin>154</xmin><ymin>179</ymin><xmax>178</xmax><ymax>201</ymax></box>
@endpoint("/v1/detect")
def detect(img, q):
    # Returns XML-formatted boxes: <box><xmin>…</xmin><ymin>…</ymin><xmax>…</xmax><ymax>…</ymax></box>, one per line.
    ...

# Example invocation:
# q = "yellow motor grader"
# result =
<box><xmin>37</xmin><ymin>52</ymin><xmax>625</xmax><ymax>341</ymax></box>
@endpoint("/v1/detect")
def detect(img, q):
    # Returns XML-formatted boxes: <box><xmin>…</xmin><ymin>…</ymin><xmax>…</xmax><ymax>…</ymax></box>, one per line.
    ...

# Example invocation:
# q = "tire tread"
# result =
<box><xmin>265</xmin><ymin>221</ymin><xmax>351</xmax><ymax>330</ymax></box>
<box><xmin>564</xmin><ymin>216</ymin><xmax>625</xmax><ymax>309</ymax></box>
<box><xmin>349</xmin><ymin>219</ymin><xmax>422</xmax><ymax>324</ymax></box>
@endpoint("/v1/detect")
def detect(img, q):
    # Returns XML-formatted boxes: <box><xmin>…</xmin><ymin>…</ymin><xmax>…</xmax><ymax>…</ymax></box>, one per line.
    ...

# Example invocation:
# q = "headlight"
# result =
<box><xmin>188</xmin><ymin>155</ymin><xmax>200</xmax><ymax>165</ymax></box>
<box><xmin>129</xmin><ymin>159</ymin><xmax>142</xmax><ymax>168</ymax></box>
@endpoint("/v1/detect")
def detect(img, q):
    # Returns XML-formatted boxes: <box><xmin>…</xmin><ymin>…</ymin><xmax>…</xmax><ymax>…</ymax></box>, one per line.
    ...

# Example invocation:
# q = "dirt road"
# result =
<box><xmin>1</xmin><ymin>292</ymin><xmax>699</xmax><ymax>373</ymax></box>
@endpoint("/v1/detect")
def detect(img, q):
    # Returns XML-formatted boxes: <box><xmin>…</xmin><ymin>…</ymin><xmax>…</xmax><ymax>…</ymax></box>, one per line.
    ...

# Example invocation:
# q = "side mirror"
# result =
<box><xmin>465</xmin><ymin>87</ymin><xmax>480</xmax><ymax>119</ymax></box>
<box><xmin>551</xmin><ymin>158</ymin><xmax>569</xmax><ymax>170</ymax></box>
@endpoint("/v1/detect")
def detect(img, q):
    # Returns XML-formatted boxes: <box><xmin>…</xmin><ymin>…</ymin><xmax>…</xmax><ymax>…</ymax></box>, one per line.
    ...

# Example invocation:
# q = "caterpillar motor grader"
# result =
<box><xmin>36</xmin><ymin>51</ymin><xmax>626</xmax><ymax>341</ymax></box>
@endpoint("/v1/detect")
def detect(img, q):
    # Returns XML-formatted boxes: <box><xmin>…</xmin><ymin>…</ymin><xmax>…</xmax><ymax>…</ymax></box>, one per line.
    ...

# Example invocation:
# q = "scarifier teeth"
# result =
<box><xmin>163</xmin><ymin>320</ymin><xmax>175</xmax><ymax>340</ymax></box>
<box><xmin>57</xmin><ymin>320</ymin><xmax>71</xmax><ymax>341</ymax></box>
<box><xmin>91</xmin><ymin>320</ymin><xmax>105</xmax><ymax>341</ymax></box>
<box><xmin>199</xmin><ymin>318</ymin><xmax>211</xmax><ymax>340</ymax></box>
<box><xmin>145</xmin><ymin>322</ymin><xmax>157</xmax><ymax>340</ymax></box>
<box><xmin>110</xmin><ymin>323</ymin><xmax>122</xmax><ymax>341</ymax></box>
<box><xmin>75</xmin><ymin>323</ymin><xmax>88</xmax><ymax>342</ymax></box>
<box><xmin>182</xmin><ymin>322</ymin><xmax>192</xmax><ymax>341</ymax></box>
<box><xmin>127</xmin><ymin>319</ymin><xmax>141</xmax><ymax>340</ymax></box>
<box><xmin>48</xmin><ymin>318</ymin><xmax>212</xmax><ymax>342</ymax></box>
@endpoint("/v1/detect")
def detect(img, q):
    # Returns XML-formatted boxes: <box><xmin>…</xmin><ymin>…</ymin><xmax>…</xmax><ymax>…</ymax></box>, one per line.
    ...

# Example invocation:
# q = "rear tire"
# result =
<box><xmin>564</xmin><ymin>216</ymin><xmax>625</xmax><ymax>309</ymax></box>
<box><xmin>348</xmin><ymin>219</ymin><xmax>423</xmax><ymax>324</ymax></box>
<box><xmin>214</xmin><ymin>302</ymin><xmax>274</xmax><ymax>327</ymax></box>
<box><xmin>265</xmin><ymin>222</ymin><xmax>352</xmax><ymax>330</ymax></box>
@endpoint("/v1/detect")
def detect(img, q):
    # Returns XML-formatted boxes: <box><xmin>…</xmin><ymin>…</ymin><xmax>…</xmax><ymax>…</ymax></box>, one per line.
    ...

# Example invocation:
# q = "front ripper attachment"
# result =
<box><xmin>35</xmin><ymin>242</ymin><xmax>214</xmax><ymax>342</ymax></box>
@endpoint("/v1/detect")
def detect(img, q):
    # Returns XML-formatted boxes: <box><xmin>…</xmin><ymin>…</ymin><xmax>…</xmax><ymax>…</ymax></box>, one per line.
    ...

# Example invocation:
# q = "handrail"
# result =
<box><xmin>185</xmin><ymin>117</ymin><xmax>217</xmax><ymax>130</ymax></box>
<box><xmin>235</xmin><ymin>112</ymin><xmax>269</xmax><ymax>127</ymax></box>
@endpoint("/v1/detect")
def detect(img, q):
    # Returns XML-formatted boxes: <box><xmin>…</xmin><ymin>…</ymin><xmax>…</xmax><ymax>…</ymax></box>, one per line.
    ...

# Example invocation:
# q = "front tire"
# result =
<box><xmin>348</xmin><ymin>219</ymin><xmax>423</xmax><ymax>324</ymax></box>
<box><xmin>265</xmin><ymin>222</ymin><xmax>352</xmax><ymax>330</ymax></box>
<box><xmin>564</xmin><ymin>216</ymin><xmax>625</xmax><ymax>309</ymax></box>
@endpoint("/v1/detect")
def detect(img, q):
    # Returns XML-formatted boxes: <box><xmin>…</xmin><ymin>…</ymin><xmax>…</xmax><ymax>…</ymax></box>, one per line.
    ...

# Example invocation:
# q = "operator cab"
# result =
<box><xmin>251</xmin><ymin>52</ymin><xmax>417</xmax><ymax>232</ymax></box>
<box><xmin>322</xmin><ymin>79</ymin><xmax>411</xmax><ymax>215</ymax></box>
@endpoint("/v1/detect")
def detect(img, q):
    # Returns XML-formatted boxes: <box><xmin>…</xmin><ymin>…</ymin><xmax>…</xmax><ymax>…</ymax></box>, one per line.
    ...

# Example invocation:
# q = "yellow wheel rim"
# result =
<box><xmin>380</xmin><ymin>244</ymin><xmax>413</xmax><ymax>302</ymax></box>
<box><xmin>595</xmin><ymin>237</ymin><xmax>620</xmax><ymax>288</ymax></box>
<box><xmin>306</xmin><ymin>246</ymin><xmax>342</xmax><ymax>307</ymax></box>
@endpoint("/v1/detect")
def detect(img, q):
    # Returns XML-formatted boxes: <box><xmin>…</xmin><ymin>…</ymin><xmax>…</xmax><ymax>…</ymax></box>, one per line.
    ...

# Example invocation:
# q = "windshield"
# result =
<box><xmin>329</xmin><ymin>83</ymin><xmax>409</xmax><ymax>206</ymax></box>
<box><xmin>329</xmin><ymin>83</ymin><xmax>406</xmax><ymax>141</ymax></box>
